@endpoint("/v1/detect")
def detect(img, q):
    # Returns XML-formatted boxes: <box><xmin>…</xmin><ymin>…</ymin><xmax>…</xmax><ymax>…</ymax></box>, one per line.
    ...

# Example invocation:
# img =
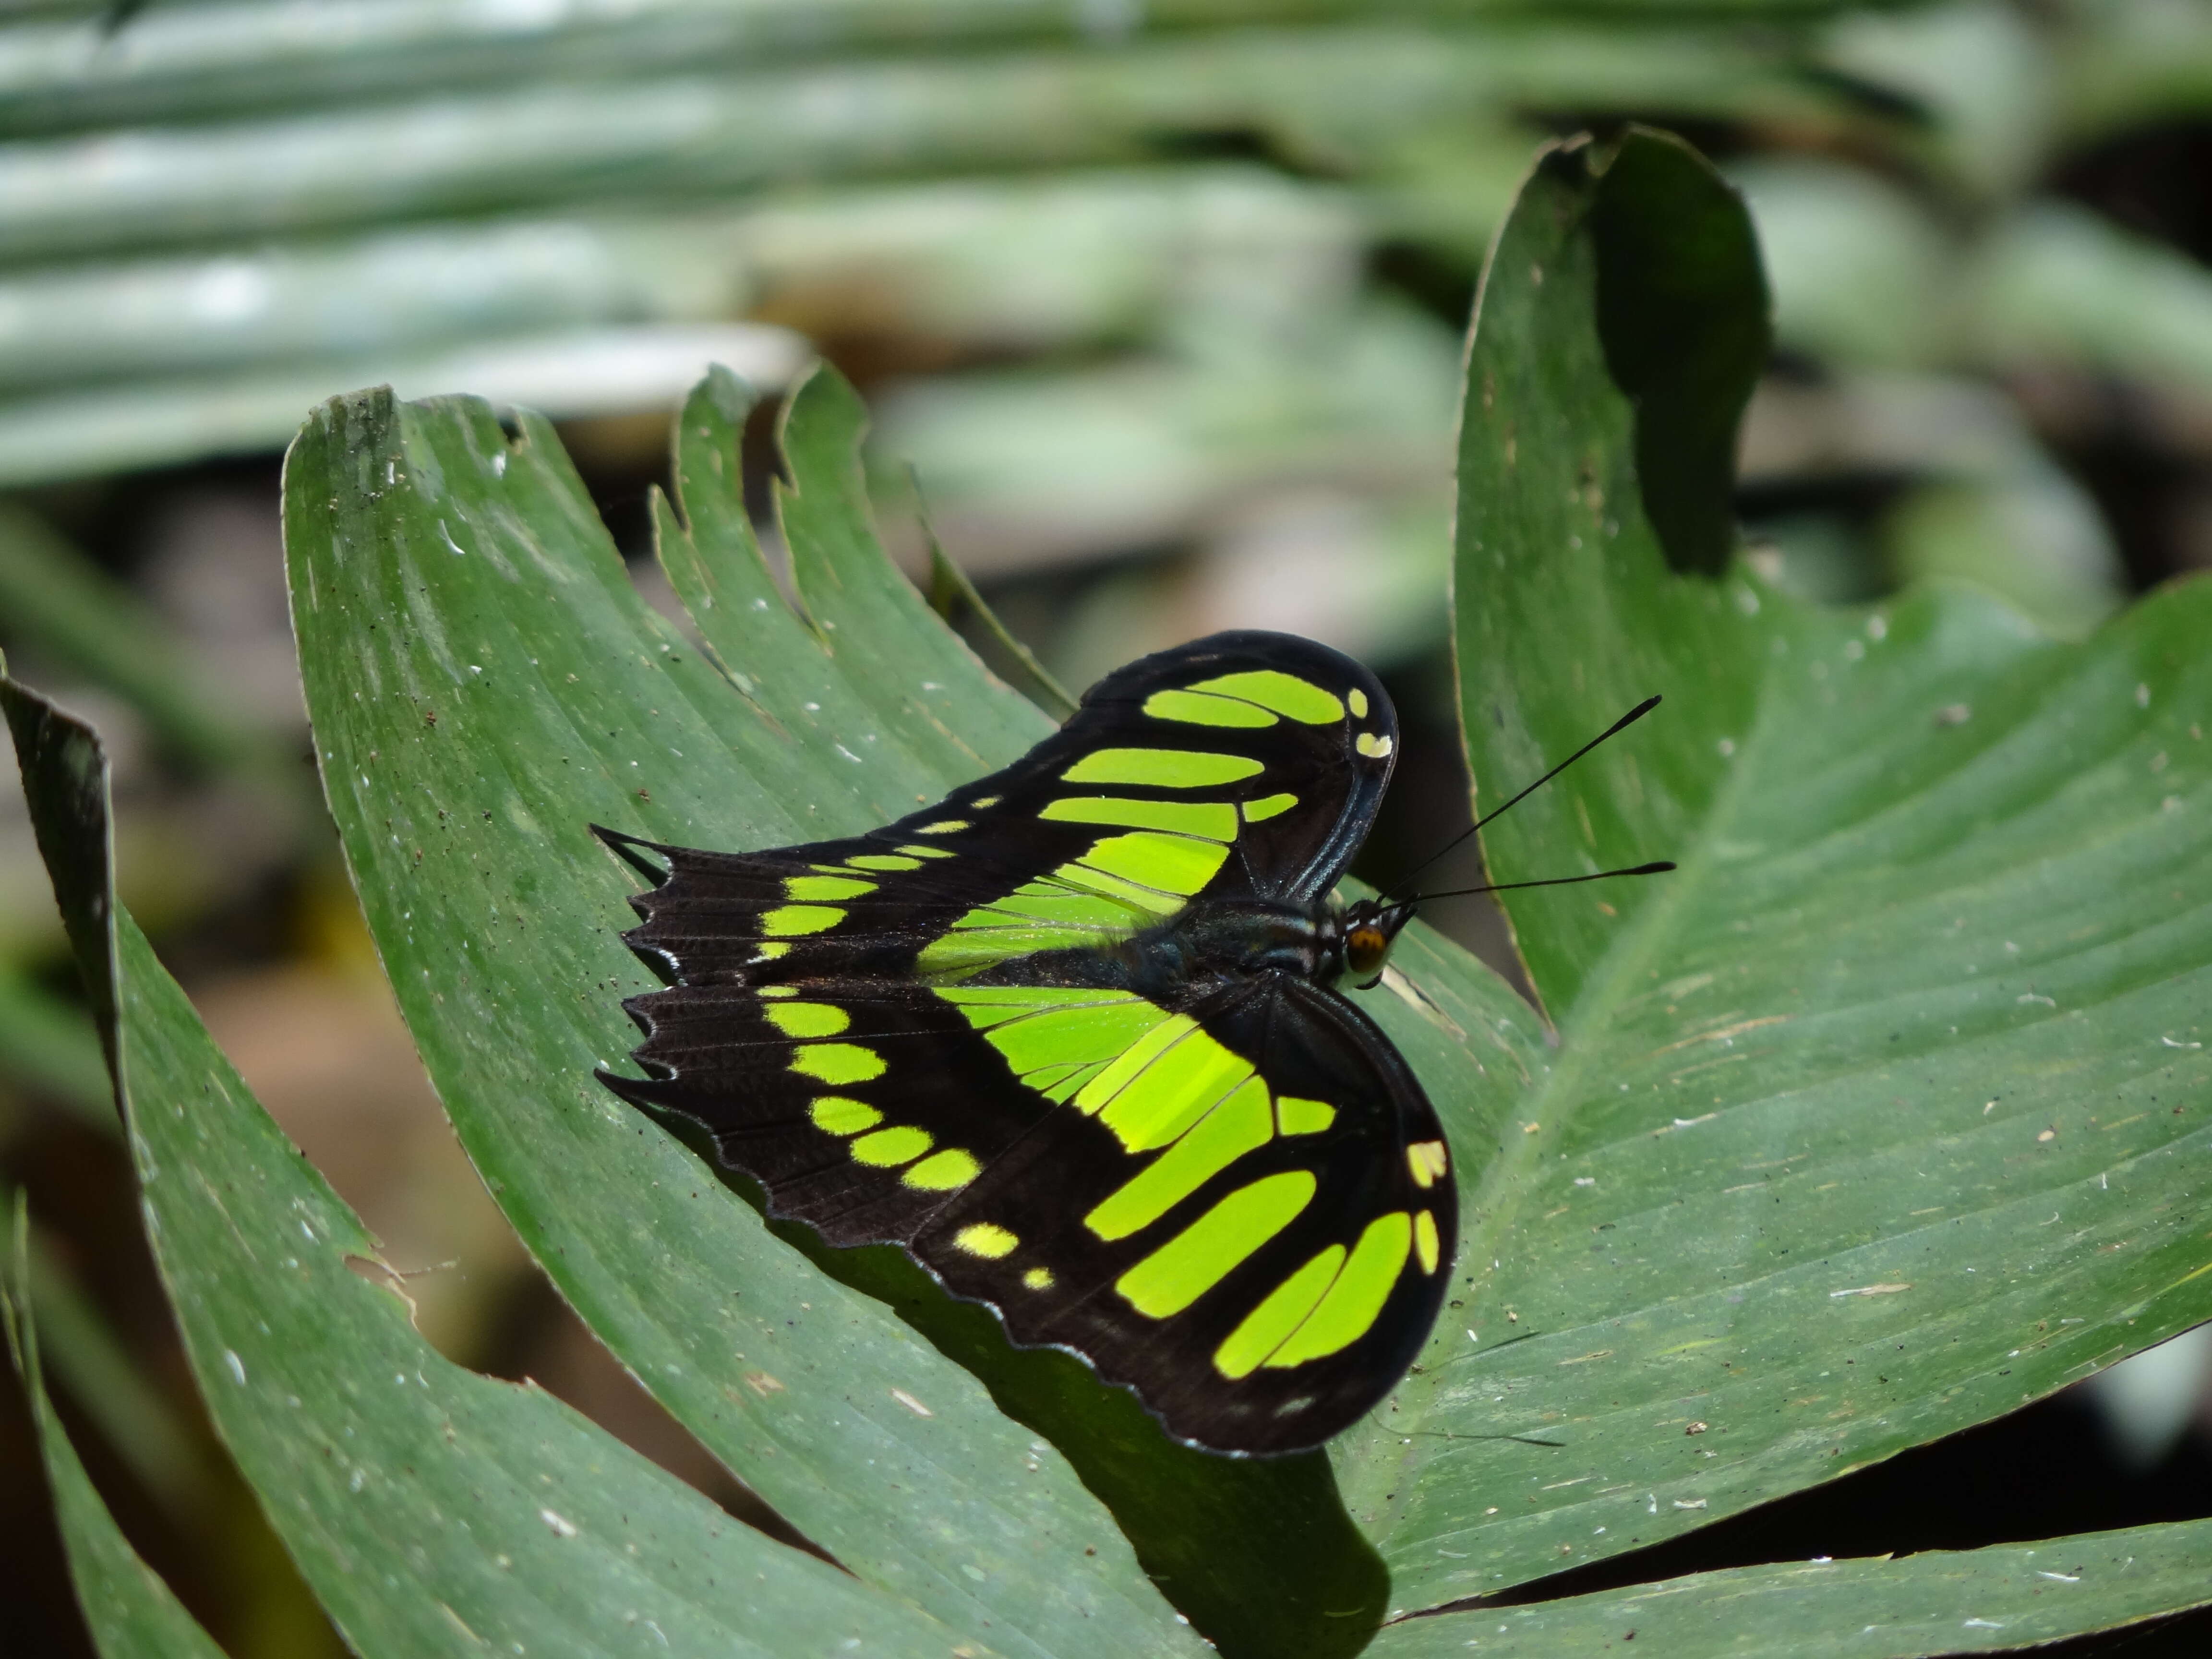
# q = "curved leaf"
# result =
<box><xmin>1345</xmin><ymin>130</ymin><xmax>2212</xmax><ymax>1615</ymax></box>
<box><xmin>285</xmin><ymin>361</ymin><xmax>1369</xmax><ymax>1654</ymax></box>
<box><xmin>1</xmin><ymin>675</ymin><xmax>975</xmax><ymax>1659</ymax></box>
<box><xmin>1370</xmin><ymin>1516</ymin><xmax>2212</xmax><ymax>1658</ymax></box>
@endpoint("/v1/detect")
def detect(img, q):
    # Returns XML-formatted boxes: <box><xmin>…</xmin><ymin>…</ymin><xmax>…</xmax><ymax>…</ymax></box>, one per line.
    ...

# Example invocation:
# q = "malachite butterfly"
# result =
<box><xmin>598</xmin><ymin>631</ymin><xmax>1455</xmax><ymax>1455</ymax></box>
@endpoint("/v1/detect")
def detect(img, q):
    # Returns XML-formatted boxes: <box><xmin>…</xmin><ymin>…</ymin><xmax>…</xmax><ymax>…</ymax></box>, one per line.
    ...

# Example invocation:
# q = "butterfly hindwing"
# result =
<box><xmin>608</xmin><ymin>959</ymin><xmax>1455</xmax><ymax>1455</ymax></box>
<box><xmin>911</xmin><ymin>974</ymin><xmax>1455</xmax><ymax>1454</ymax></box>
<box><xmin>605</xmin><ymin>978</ymin><xmax>1065</xmax><ymax>1242</ymax></box>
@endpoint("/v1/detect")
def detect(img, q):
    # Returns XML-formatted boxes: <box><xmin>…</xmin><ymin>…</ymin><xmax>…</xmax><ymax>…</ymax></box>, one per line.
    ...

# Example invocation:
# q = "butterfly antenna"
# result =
<box><xmin>1399</xmin><ymin>861</ymin><xmax>1675</xmax><ymax>906</ymax></box>
<box><xmin>1379</xmin><ymin>695</ymin><xmax>1661</xmax><ymax>902</ymax></box>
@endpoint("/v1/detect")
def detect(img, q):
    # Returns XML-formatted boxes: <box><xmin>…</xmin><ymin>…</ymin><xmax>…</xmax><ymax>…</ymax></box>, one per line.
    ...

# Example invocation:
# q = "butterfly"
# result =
<box><xmin>597</xmin><ymin>630</ymin><xmax>1455</xmax><ymax>1455</ymax></box>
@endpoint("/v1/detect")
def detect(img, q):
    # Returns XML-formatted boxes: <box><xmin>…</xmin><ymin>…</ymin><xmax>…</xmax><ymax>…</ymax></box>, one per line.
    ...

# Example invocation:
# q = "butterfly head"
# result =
<box><xmin>1338</xmin><ymin>897</ymin><xmax>1416</xmax><ymax>988</ymax></box>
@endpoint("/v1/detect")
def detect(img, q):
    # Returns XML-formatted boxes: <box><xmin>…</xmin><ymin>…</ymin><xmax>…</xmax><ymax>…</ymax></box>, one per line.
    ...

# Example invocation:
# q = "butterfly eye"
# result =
<box><xmin>1345</xmin><ymin>926</ymin><xmax>1389</xmax><ymax>975</ymax></box>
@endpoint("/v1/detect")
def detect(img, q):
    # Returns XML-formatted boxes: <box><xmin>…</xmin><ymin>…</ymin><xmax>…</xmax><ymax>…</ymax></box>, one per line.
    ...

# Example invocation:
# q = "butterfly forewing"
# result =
<box><xmin>609</xmin><ymin>632</ymin><xmax>1398</xmax><ymax>988</ymax></box>
<box><xmin>601</xmin><ymin>631</ymin><xmax>1453</xmax><ymax>1454</ymax></box>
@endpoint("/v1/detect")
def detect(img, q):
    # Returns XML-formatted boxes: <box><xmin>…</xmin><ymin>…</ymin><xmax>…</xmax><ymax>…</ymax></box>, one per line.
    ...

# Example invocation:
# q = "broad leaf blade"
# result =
<box><xmin>1370</xmin><ymin>1517</ymin><xmax>2212</xmax><ymax>1658</ymax></box>
<box><xmin>283</xmin><ymin>369</ymin><xmax>1214</xmax><ymax>1654</ymax></box>
<box><xmin>2</xmin><ymin>676</ymin><xmax>976</xmax><ymax>1659</ymax></box>
<box><xmin>1350</xmin><ymin>129</ymin><xmax>2212</xmax><ymax>1614</ymax></box>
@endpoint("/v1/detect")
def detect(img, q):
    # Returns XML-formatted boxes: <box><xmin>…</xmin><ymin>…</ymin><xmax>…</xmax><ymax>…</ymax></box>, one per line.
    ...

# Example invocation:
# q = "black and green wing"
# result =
<box><xmin>600</xmin><ymin>631</ymin><xmax>1452</xmax><ymax>1453</ymax></box>
<box><xmin>608</xmin><ymin>968</ymin><xmax>1455</xmax><ymax>1455</ymax></box>
<box><xmin>602</xmin><ymin>631</ymin><xmax>1397</xmax><ymax>986</ymax></box>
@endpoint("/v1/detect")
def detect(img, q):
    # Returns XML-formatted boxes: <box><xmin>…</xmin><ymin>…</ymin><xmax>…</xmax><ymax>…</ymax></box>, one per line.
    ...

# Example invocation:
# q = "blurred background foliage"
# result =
<box><xmin>2</xmin><ymin>0</ymin><xmax>2211</xmax><ymax>1653</ymax></box>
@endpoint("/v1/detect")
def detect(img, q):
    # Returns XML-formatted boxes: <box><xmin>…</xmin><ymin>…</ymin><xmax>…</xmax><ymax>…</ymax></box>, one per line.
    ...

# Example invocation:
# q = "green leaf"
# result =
<box><xmin>289</xmin><ymin>360</ymin><xmax>1388</xmax><ymax>1655</ymax></box>
<box><xmin>0</xmin><ymin>0</ymin><xmax>1904</xmax><ymax>139</ymax></box>
<box><xmin>3</xmin><ymin>1208</ymin><xmax>229</xmax><ymax>1659</ymax></box>
<box><xmin>0</xmin><ymin>27</ymin><xmax>1878</xmax><ymax>264</ymax></box>
<box><xmin>1368</xmin><ymin>1516</ymin><xmax>2212</xmax><ymax>1657</ymax></box>
<box><xmin>1729</xmin><ymin>155</ymin><xmax>1951</xmax><ymax>369</ymax></box>
<box><xmin>1346</xmin><ymin>128</ymin><xmax>2212</xmax><ymax>1620</ymax></box>
<box><xmin>0</xmin><ymin>324</ymin><xmax>805</xmax><ymax>492</ymax></box>
<box><xmin>1</xmin><ymin>674</ymin><xmax>978</xmax><ymax>1659</ymax></box>
<box><xmin>1971</xmin><ymin>201</ymin><xmax>2212</xmax><ymax>399</ymax></box>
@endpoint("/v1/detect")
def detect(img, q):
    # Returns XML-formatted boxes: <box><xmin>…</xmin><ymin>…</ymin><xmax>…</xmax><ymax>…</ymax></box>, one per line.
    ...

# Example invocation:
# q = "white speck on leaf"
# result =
<box><xmin>890</xmin><ymin>1388</ymin><xmax>933</xmax><ymax>1417</ymax></box>
<box><xmin>540</xmin><ymin>1509</ymin><xmax>578</xmax><ymax>1539</ymax></box>
<box><xmin>224</xmin><ymin>1350</ymin><xmax>245</xmax><ymax>1385</ymax></box>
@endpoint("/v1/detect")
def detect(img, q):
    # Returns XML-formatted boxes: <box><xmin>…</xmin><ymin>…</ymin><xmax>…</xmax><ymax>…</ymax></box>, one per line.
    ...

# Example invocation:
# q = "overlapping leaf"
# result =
<box><xmin>286</xmin><ymin>364</ymin><xmax>1415</xmax><ymax>1656</ymax></box>
<box><xmin>1335</xmin><ymin>130</ymin><xmax>2212</xmax><ymax>1617</ymax></box>
<box><xmin>1</xmin><ymin>677</ymin><xmax>979</xmax><ymax>1659</ymax></box>
<box><xmin>1372</xmin><ymin>1515</ymin><xmax>2212</xmax><ymax>1657</ymax></box>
